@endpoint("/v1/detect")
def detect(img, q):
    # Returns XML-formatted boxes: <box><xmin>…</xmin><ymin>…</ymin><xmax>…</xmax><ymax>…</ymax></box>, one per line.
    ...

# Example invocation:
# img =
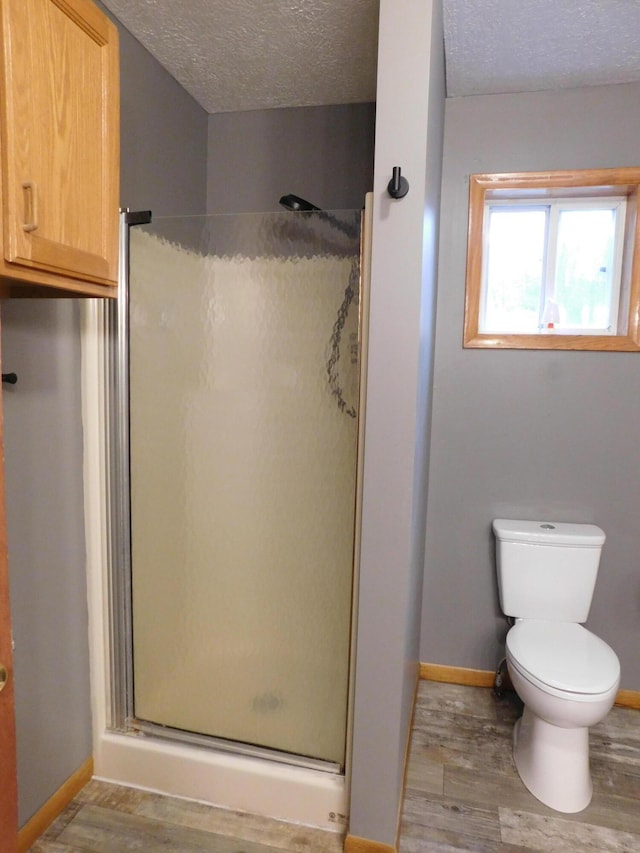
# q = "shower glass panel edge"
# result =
<box><xmin>107</xmin><ymin>210</ymin><xmax>149</xmax><ymax>731</ymax></box>
<box><xmin>108</xmin><ymin>208</ymin><xmax>364</xmax><ymax>776</ymax></box>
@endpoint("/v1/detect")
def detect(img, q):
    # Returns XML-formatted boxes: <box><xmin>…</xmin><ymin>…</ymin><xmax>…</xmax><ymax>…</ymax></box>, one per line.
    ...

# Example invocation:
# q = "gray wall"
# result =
<box><xmin>349</xmin><ymin>0</ymin><xmax>444</xmax><ymax>845</ymax></box>
<box><xmin>207</xmin><ymin>103</ymin><xmax>375</xmax><ymax>213</ymax></box>
<box><xmin>2</xmin><ymin>302</ymin><xmax>90</xmax><ymax>828</ymax></box>
<box><xmin>2</xmin><ymin>10</ymin><xmax>207</xmax><ymax>828</ymax></box>
<box><xmin>103</xmin><ymin>2</ymin><xmax>209</xmax><ymax>216</ymax></box>
<box><xmin>421</xmin><ymin>81</ymin><xmax>640</xmax><ymax>690</ymax></box>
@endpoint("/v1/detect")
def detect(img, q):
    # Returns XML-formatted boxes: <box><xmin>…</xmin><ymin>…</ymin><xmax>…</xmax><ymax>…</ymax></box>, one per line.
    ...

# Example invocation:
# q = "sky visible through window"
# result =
<box><xmin>482</xmin><ymin>204</ymin><xmax>617</xmax><ymax>334</ymax></box>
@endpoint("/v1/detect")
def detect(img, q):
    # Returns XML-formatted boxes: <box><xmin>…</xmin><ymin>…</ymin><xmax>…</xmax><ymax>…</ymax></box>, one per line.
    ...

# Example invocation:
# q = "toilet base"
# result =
<box><xmin>513</xmin><ymin>707</ymin><xmax>592</xmax><ymax>813</ymax></box>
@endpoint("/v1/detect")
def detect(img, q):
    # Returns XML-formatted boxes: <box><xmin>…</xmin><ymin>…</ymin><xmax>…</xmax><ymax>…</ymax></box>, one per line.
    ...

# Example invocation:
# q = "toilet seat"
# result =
<box><xmin>506</xmin><ymin>620</ymin><xmax>620</xmax><ymax>698</ymax></box>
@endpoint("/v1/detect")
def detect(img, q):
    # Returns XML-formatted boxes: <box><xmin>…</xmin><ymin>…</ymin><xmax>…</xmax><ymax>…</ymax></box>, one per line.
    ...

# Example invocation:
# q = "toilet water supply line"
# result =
<box><xmin>494</xmin><ymin>658</ymin><xmax>508</xmax><ymax>699</ymax></box>
<box><xmin>494</xmin><ymin>614</ymin><xmax>516</xmax><ymax>698</ymax></box>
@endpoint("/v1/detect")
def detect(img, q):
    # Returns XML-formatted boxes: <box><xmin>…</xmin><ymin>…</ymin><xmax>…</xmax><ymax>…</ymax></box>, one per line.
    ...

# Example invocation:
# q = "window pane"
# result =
<box><xmin>482</xmin><ymin>208</ymin><xmax>546</xmax><ymax>332</ymax></box>
<box><xmin>554</xmin><ymin>209</ymin><xmax>616</xmax><ymax>330</ymax></box>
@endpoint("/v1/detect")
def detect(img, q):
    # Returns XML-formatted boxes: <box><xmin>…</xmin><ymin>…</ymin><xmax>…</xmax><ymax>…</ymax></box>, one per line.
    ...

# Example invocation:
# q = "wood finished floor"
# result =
<box><xmin>31</xmin><ymin>681</ymin><xmax>640</xmax><ymax>851</ymax></box>
<box><xmin>400</xmin><ymin>680</ymin><xmax>640</xmax><ymax>851</ymax></box>
<box><xmin>30</xmin><ymin>779</ymin><xmax>345</xmax><ymax>853</ymax></box>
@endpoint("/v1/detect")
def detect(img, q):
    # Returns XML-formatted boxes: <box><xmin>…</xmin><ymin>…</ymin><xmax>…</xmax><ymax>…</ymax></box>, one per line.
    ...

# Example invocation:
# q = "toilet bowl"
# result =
<box><xmin>505</xmin><ymin>620</ymin><xmax>620</xmax><ymax>812</ymax></box>
<box><xmin>492</xmin><ymin>518</ymin><xmax>621</xmax><ymax>813</ymax></box>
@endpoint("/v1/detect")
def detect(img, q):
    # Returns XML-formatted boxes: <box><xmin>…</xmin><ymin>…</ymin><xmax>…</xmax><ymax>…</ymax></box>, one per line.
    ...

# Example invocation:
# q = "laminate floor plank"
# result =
<box><xmin>410</xmin><ymin>711</ymin><xmax>517</xmax><ymax>776</ymax></box>
<box><xmin>57</xmin><ymin>803</ymin><xmax>288</xmax><ymax>853</ymax></box>
<box><xmin>444</xmin><ymin>765</ymin><xmax>537</xmax><ymax>812</ymax></box>
<box><xmin>591</xmin><ymin>762</ymin><xmax>640</xmax><ymax>798</ymax></box>
<box><xmin>31</xmin><ymin>781</ymin><xmax>345</xmax><ymax>852</ymax></box>
<box><xmin>402</xmin><ymin>792</ymin><xmax>500</xmax><ymax>841</ymax></box>
<box><xmin>37</xmin><ymin>803</ymin><xmax>84</xmax><ymax>841</ymax></box>
<box><xmin>75</xmin><ymin>780</ymin><xmax>149</xmax><ymax>813</ymax></box>
<box><xmin>400</xmin><ymin>819</ymin><xmax>522</xmax><ymax>852</ymax></box>
<box><xmin>499</xmin><ymin>807</ymin><xmax>640</xmax><ymax>852</ymax></box>
<box><xmin>405</xmin><ymin>752</ymin><xmax>445</xmax><ymax>796</ymax></box>
<box><xmin>72</xmin><ymin>780</ymin><xmax>344</xmax><ymax>853</ymax></box>
<box><xmin>414</xmin><ymin>681</ymin><xmax>499</xmax><ymax>722</ymax></box>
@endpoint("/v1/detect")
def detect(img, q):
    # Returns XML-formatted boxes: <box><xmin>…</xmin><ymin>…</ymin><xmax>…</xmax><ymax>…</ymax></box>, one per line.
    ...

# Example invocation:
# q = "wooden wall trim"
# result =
<box><xmin>343</xmin><ymin>835</ymin><xmax>397</xmax><ymax>853</ymax></box>
<box><xmin>615</xmin><ymin>689</ymin><xmax>640</xmax><ymax>711</ymax></box>
<box><xmin>18</xmin><ymin>757</ymin><xmax>93</xmax><ymax>852</ymax></box>
<box><xmin>420</xmin><ymin>662</ymin><xmax>495</xmax><ymax>687</ymax></box>
<box><xmin>395</xmin><ymin>669</ymin><xmax>420</xmax><ymax>843</ymax></box>
<box><xmin>420</xmin><ymin>662</ymin><xmax>640</xmax><ymax>710</ymax></box>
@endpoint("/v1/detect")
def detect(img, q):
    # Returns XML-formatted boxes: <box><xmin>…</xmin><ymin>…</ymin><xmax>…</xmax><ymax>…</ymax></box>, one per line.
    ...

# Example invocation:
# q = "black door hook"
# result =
<box><xmin>387</xmin><ymin>166</ymin><xmax>409</xmax><ymax>199</ymax></box>
<box><xmin>2</xmin><ymin>373</ymin><xmax>17</xmax><ymax>385</ymax></box>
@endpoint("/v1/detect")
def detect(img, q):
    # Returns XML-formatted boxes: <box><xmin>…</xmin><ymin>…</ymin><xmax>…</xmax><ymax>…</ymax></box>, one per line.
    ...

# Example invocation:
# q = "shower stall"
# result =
<box><xmin>87</xmin><ymin>202</ymin><xmax>370</xmax><ymax>825</ymax></box>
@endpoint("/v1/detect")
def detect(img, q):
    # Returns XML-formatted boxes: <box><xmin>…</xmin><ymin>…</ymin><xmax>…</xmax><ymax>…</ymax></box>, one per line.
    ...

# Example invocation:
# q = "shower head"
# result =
<box><xmin>279</xmin><ymin>194</ymin><xmax>321</xmax><ymax>212</ymax></box>
<box><xmin>279</xmin><ymin>194</ymin><xmax>359</xmax><ymax>240</ymax></box>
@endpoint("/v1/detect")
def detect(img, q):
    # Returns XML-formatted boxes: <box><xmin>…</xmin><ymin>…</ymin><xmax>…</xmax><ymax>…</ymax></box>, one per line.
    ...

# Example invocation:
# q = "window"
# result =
<box><xmin>463</xmin><ymin>169</ymin><xmax>640</xmax><ymax>351</ymax></box>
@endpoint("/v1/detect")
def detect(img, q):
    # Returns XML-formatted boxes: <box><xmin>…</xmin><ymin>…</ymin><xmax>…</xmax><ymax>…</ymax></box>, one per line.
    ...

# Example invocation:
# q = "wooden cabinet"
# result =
<box><xmin>0</xmin><ymin>0</ymin><xmax>119</xmax><ymax>297</ymax></box>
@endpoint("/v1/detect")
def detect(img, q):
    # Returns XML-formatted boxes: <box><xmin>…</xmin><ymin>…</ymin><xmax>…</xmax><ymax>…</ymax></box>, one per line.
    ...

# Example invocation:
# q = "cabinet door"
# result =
<box><xmin>0</xmin><ymin>323</ymin><xmax>18</xmax><ymax>850</ymax></box>
<box><xmin>0</xmin><ymin>0</ymin><xmax>119</xmax><ymax>288</ymax></box>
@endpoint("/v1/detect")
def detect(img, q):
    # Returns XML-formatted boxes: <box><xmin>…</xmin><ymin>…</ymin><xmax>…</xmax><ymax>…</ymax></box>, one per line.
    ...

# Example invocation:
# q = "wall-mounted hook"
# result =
<box><xmin>2</xmin><ymin>373</ymin><xmax>17</xmax><ymax>385</ymax></box>
<box><xmin>387</xmin><ymin>166</ymin><xmax>409</xmax><ymax>200</ymax></box>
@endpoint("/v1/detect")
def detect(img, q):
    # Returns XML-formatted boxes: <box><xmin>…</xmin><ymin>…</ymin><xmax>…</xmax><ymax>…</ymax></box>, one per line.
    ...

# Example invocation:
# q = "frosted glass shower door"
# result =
<box><xmin>127</xmin><ymin>213</ymin><xmax>361</xmax><ymax>767</ymax></box>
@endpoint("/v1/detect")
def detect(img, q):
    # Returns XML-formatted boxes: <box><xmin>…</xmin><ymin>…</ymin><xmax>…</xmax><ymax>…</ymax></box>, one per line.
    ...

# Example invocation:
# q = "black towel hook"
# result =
<box><xmin>387</xmin><ymin>166</ymin><xmax>409</xmax><ymax>200</ymax></box>
<box><xmin>2</xmin><ymin>373</ymin><xmax>17</xmax><ymax>385</ymax></box>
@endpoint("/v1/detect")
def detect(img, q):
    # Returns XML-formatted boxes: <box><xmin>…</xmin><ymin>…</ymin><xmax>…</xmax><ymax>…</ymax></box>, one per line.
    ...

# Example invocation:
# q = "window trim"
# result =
<box><xmin>463</xmin><ymin>168</ymin><xmax>640</xmax><ymax>351</ymax></box>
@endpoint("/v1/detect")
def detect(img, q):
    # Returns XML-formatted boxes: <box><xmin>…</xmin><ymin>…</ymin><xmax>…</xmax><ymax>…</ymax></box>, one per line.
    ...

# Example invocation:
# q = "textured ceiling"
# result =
<box><xmin>100</xmin><ymin>0</ymin><xmax>640</xmax><ymax>114</ymax></box>
<box><xmin>100</xmin><ymin>0</ymin><xmax>379</xmax><ymax>114</ymax></box>
<box><xmin>444</xmin><ymin>0</ymin><xmax>640</xmax><ymax>97</ymax></box>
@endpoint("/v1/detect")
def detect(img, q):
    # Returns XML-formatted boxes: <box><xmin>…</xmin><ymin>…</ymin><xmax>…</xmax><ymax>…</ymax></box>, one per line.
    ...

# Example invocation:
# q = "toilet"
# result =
<box><xmin>493</xmin><ymin>518</ymin><xmax>620</xmax><ymax>813</ymax></box>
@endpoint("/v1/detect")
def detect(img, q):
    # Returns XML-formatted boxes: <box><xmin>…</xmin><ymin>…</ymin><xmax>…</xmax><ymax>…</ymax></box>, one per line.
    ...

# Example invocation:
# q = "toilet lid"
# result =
<box><xmin>506</xmin><ymin>621</ymin><xmax>620</xmax><ymax>694</ymax></box>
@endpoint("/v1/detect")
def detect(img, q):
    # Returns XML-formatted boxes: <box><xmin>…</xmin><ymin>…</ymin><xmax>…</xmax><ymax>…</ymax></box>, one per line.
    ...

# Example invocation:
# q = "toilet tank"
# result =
<box><xmin>492</xmin><ymin>519</ymin><xmax>606</xmax><ymax>622</ymax></box>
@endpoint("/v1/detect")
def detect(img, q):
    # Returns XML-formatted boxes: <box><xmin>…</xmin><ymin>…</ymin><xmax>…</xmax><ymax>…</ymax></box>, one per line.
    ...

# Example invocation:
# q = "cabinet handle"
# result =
<box><xmin>22</xmin><ymin>181</ymin><xmax>38</xmax><ymax>232</ymax></box>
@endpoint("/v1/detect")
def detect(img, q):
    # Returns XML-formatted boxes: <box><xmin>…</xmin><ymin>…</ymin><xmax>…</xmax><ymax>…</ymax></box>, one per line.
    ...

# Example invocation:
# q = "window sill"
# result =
<box><xmin>463</xmin><ymin>331</ymin><xmax>640</xmax><ymax>351</ymax></box>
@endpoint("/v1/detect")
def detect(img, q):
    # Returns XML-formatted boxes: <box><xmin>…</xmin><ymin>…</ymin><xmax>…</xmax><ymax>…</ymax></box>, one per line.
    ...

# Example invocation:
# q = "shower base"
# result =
<box><xmin>93</xmin><ymin>730</ymin><xmax>348</xmax><ymax>831</ymax></box>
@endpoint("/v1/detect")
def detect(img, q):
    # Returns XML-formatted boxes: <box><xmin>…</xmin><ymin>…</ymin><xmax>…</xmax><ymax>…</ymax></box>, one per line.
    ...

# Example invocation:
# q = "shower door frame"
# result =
<box><xmin>106</xmin><ymin>208</ymin><xmax>369</xmax><ymax>777</ymax></box>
